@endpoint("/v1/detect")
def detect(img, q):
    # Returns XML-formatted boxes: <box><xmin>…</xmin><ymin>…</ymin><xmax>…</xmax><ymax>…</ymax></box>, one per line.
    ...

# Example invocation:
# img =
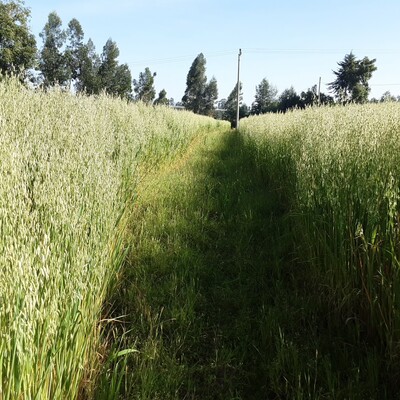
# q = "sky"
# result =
<box><xmin>24</xmin><ymin>0</ymin><xmax>400</xmax><ymax>105</ymax></box>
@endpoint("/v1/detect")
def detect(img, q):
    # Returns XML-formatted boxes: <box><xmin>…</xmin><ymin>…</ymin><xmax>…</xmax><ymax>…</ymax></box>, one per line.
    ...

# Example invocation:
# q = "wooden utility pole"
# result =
<box><xmin>318</xmin><ymin>76</ymin><xmax>321</xmax><ymax>106</ymax></box>
<box><xmin>236</xmin><ymin>49</ymin><xmax>242</xmax><ymax>129</ymax></box>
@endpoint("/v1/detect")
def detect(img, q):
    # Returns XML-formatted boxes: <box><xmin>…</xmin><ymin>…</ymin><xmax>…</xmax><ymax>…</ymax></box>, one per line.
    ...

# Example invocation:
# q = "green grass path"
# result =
<box><xmin>98</xmin><ymin>129</ymin><xmax>302</xmax><ymax>399</ymax></box>
<box><xmin>96</xmin><ymin>131</ymin><xmax>397</xmax><ymax>400</ymax></box>
<box><xmin>97</xmin><ymin>129</ymin><xmax>389</xmax><ymax>399</ymax></box>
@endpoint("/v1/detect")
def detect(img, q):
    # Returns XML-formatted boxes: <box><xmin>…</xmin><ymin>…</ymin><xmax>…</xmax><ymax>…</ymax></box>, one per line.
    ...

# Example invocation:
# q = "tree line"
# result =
<box><xmin>182</xmin><ymin>50</ymin><xmax>380</xmax><ymax>126</ymax></box>
<box><xmin>0</xmin><ymin>1</ymin><xmax>168</xmax><ymax>104</ymax></box>
<box><xmin>1</xmin><ymin>0</ymin><xmax>394</xmax><ymax>126</ymax></box>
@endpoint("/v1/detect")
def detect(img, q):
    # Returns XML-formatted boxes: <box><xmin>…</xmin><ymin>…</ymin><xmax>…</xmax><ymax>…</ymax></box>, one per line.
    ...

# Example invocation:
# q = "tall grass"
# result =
<box><xmin>240</xmin><ymin>103</ymin><xmax>400</xmax><ymax>357</ymax></box>
<box><xmin>0</xmin><ymin>78</ymin><xmax>228</xmax><ymax>399</ymax></box>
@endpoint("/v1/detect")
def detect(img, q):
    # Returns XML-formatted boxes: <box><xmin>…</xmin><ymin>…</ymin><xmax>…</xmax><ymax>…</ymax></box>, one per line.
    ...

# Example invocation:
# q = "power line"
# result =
<box><xmin>370</xmin><ymin>83</ymin><xmax>400</xmax><ymax>86</ymax></box>
<box><xmin>127</xmin><ymin>47</ymin><xmax>400</xmax><ymax>67</ymax></box>
<box><xmin>243</xmin><ymin>48</ymin><xmax>400</xmax><ymax>55</ymax></box>
<box><xmin>129</xmin><ymin>50</ymin><xmax>237</xmax><ymax>66</ymax></box>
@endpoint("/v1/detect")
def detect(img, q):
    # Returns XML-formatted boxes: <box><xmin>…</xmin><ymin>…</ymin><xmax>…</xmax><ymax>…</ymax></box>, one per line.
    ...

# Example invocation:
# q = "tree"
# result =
<box><xmin>300</xmin><ymin>85</ymin><xmax>334</xmax><ymax>107</ymax></box>
<box><xmin>133</xmin><ymin>67</ymin><xmax>156</xmax><ymax>104</ymax></box>
<box><xmin>217</xmin><ymin>98</ymin><xmax>227</xmax><ymax>110</ymax></box>
<box><xmin>380</xmin><ymin>91</ymin><xmax>397</xmax><ymax>102</ymax></box>
<box><xmin>278</xmin><ymin>86</ymin><xmax>301</xmax><ymax>112</ymax></box>
<box><xmin>201</xmin><ymin>76</ymin><xmax>218</xmax><ymax>116</ymax></box>
<box><xmin>97</xmin><ymin>38</ymin><xmax>132</xmax><ymax>99</ymax></box>
<box><xmin>39</xmin><ymin>12</ymin><xmax>69</xmax><ymax>87</ymax></box>
<box><xmin>328</xmin><ymin>52</ymin><xmax>377</xmax><ymax>104</ymax></box>
<box><xmin>300</xmin><ymin>85</ymin><xmax>318</xmax><ymax>107</ymax></box>
<box><xmin>76</xmin><ymin>38</ymin><xmax>100</xmax><ymax>94</ymax></box>
<box><xmin>251</xmin><ymin>78</ymin><xmax>278</xmax><ymax>114</ymax></box>
<box><xmin>98</xmin><ymin>38</ymin><xmax>119</xmax><ymax>91</ymax></box>
<box><xmin>224</xmin><ymin>82</ymin><xmax>248</xmax><ymax>127</ymax></box>
<box><xmin>154</xmin><ymin>89</ymin><xmax>169</xmax><ymax>106</ymax></box>
<box><xmin>111</xmin><ymin>63</ymin><xmax>132</xmax><ymax>99</ymax></box>
<box><xmin>65</xmin><ymin>18</ymin><xmax>84</xmax><ymax>82</ymax></box>
<box><xmin>182</xmin><ymin>53</ymin><xmax>207</xmax><ymax>113</ymax></box>
<box><xmin>0</xmin><ymin>0</ymin><xmax>37</xmax><ymax>78</ymax></box>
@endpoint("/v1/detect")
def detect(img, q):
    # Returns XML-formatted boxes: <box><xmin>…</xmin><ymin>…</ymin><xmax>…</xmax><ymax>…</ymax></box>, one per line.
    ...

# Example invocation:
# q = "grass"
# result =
<box><xmin>98</xmin><ymin>130</ymin><xmax>319</xmax><ymax>398</ymax></box>
<box><xmin>3</xmin><ymin>77</ymin><xmax>400</xmax><ymax>398</ymax></box>
<box><xmin>103</xmin><ymin>107</ymin><xmax>400</xmax><ymax>398</ymax></box>
<box><xmin>0</xmin><ymin>78</ymin><xmax>228</xmax><ymax>399</ymax></box>
<box><xmin>241</xmin><ymin>103</ymin><xmax>400</xmax><ymax>397</ymax></box>
<box><xmin>100</xmin><ymin>129</ymin><xmax>290</xmax><ymax>398</ymax></box>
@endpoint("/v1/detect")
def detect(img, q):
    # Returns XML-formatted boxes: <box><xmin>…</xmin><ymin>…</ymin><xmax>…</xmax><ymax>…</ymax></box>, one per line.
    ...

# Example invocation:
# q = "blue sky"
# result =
<box><xmin>25</xmin><ymin>0</ymin><xmax>400</xmax><ymax>104</ymax></box>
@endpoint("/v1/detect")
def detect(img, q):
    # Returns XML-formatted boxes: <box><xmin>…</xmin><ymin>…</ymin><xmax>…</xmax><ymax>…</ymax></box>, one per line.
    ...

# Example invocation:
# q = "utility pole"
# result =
<box><xmin>318</xmin><ymin>76</ymin><xmax>321</xmax><ymax>106</ymax></box>
<box><xmin>236</xmin><ymin>48</ymin><xmax>242</xmax><ymax>129</ymax></box>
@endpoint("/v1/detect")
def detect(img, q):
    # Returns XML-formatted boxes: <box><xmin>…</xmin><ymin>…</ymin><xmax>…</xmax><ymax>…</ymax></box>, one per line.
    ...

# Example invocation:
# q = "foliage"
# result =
<box><xmin>182</xmin><ymin>53</ymin><xmax>207</xmax><ymax>113</ymax></box>
<box><xmin>224</xmin><ymin>82</ymin><xmax>249</xmax><ymax>127</ymax></box>
<box><xmin>251</xmin><ymin>78</ymin><xmax>278</xmax><ymax>114</ymax></box>
<box><xmin>380</xmin><ymin>90</ymin><xmax>397</xmax><ymax>102</ymax></box>
<box><xmin>299</xmin><ymin>85</ymin><xmax>318</xmax><ymax>106</ymax></box>
<box><xmin>133</xmin><ymin>67</ymin><xmax>156</xmax><ymax>104</ymax></box>
<box><xmin>97</xmin><ymin>38</ymin><xmax>132</xmax><ymax>99</ymax></box>
<box><xmin>300</xmin><ymin>84</ymin><xmax>334</xmax><ymax>107</ymax></box>
<box><xmin>0</xmin><ymin>0</ymin><xmax>37</xmax><ymax>78</ymax></box>
<box><xmin>38</xmin><ymin>14</ymin><xmax>132</xmax><ymax>98</ymax></box>
<box><xmin>153</xmin><ymin>88</ymin><xmax>169</xmax><ymax>106</ymax></box>
<box><xmin>38</xmin><ymin>11</ymin><xmax>69</xmax><ymax>87</ymax></box>
<box><xmin>75</xmin><ymin>38</ymin><xmax>101</xmax><ymax>94</ymax></box>
<box><xmin>277</xmin><ymin>86</ymin><xmax>301</xmax><ymax>112</ymax></box>
<box><xmin>329</xmin><ymin>52</ymin><xmax>377</xmax><ymax>103</ymax></box>
<box><xmin>182</xmin><ymin>53</ymin><xmax>218</xmax><ymax>115</ymax></box>
<box><xmin>201</xmin><ymin>76</ymin><xmax>218</xmax><ymax>116</ymax></box>
<box><xmin>65</xmin><ymin>18</ymin><xmax>84</xmax><ymax>81</ymax></box>
<box><xmin>110</xmin><ymin>63</ymin><xmax>132</xmax><ymax>99</ymax></box>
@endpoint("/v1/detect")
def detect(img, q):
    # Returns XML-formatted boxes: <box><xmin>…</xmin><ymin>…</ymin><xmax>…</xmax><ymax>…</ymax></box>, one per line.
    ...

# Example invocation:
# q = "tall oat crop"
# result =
<box><xmin>0</xmin><ymin>78</ymin><xmax>227</xmax><ymax>399</ymax></box>
<box><xmin>241</xmin><ymin>103</ymin><xmax>400</xmax><ymax>354</ymax></box>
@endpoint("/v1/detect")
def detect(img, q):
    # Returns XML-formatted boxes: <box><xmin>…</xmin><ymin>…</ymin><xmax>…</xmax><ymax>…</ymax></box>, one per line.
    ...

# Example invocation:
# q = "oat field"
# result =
<box><xmin>241</xmin><ymin>104</ymin><xmax>400</xmax><ymax>354</ymax></box>
<box><xmin>0</xmin><ymin>78</ymin><xmax>228</xmax><ymax>399</ymax></box>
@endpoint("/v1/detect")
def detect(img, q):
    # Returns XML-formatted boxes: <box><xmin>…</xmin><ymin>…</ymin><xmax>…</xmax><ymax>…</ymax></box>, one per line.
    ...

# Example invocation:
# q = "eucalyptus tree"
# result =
<box><xmin>133</xmin><ymin>67</ymin><xmax>156</xmax><ymax>104</ymax></box>
<box><xmin>39</xmin><ymin>12</ymin><xmax>69</xmax><ymax>87</ymax></box>
<box><xmin>251</xmin><ymin>78</ymin><xmax>278</xmax><ymax>114</ymax></box>
<box><xmin>0</xmin><ymin>0</ymin><xmax>37</xmax><ymax>78</ymax></box>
